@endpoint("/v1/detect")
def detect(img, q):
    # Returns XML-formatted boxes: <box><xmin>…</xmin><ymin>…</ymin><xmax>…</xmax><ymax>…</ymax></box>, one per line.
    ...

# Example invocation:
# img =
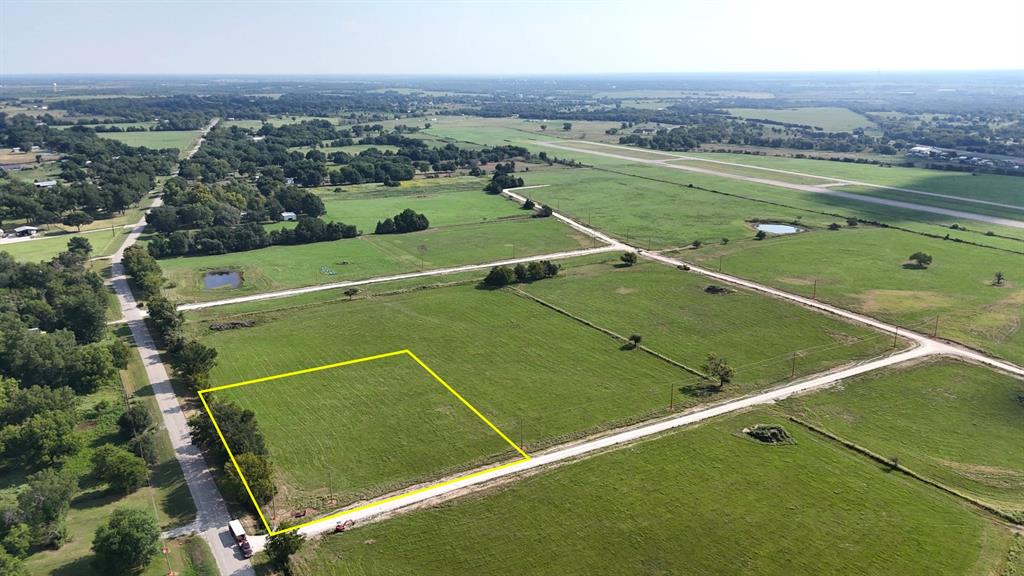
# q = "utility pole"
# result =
<box><xmin>790</xmin><ymin>353</ymin><xmax>797</xmax><ymax>378</ymax></box>
<box><xmin>329</xmin><ymin>470</ymin><xmax>334</xmax><ymax>504</ymax></box>
<box><xmin>892</xmin><ymin>328</ymin><xmax>899</xmax><ymax>348</ymax></box>
<box><xmin>812</xmin><ymin>279</ymin><xmax>817</xmax><ymax>300</ymax></box>
<box><xmin>669</xmin><ymin>382</ymin><xmax>674</xmax><ymax>410</ymax></box>
<box><xmin>933</xmin><ymin>316</ymin><xmax>939</xmax><ymax>337</ymax></box>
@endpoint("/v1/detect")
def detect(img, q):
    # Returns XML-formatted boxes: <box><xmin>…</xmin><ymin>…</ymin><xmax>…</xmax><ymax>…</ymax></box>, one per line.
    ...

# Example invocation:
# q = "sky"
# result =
<box><xmin>2</xmin><ymin>0</ymin><xmax>1022</xmax><ymax>76</ymax></box>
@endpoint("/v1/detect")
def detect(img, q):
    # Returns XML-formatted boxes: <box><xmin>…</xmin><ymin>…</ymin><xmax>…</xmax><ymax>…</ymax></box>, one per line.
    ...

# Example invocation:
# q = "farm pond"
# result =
<box><xmin>203</xmin><ymin>270</ymin><xmax>242</xmax><ymax>289</ymax></box>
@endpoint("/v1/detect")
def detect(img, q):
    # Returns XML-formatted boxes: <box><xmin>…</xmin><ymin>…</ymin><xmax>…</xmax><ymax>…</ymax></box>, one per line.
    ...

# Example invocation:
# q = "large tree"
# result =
<box><xmin>17</xmin><ymin>468</ymin><xmax>75</xmax><ymax>547</ymax></box>
<box><xmin>223</xmin><ymin>453</ymin><xmax>278</xmax><ymax>506</ymax></box>
<box><xmin>169</xmin><ymin>340</ymin><xmax>218</xmax><ymax>389</ymax></box>
<box><xmin>91</xmin><ymin>508</ymin><xmax>161</xmax><ymax>575</ymax></box>
<box><xmin>189</xmin><ymin>398</ymin><xmax>267</xmax><ymax>464</ymax></box>
<box><xmin>701</xmin><ymin>353</ymin><xmax>734</xmax><ymax>389</ymax></box>
<box><xmin>92</xmin><ymin>444</ymin><xmax>149</xmax><ymax>494</ymax></box>
<box><xmin>7</xmin><ymin>410</ymin><xmax>80</xmax><ymax>467</ymax></box>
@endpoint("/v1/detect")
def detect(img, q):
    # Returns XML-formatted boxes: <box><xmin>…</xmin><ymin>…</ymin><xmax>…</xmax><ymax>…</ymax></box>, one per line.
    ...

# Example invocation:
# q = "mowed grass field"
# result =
<box><xmin>685</xmin><ymin>227</ymin><xmax>1024</xmax><ymax>364</ymax></box>
<box><xmin>782</xmin><ymin>358</ymin><xmax>1024</xmax><ymax>518</ymax></box>
<box><xmin>0</xmin><ymin>228</ymin><xmax>131</xmax><ymax>262</ymax></box>
<box><xmin>159</xmin><ymin>216</ymin><xmax>589</xmax><ymax>303</ymax></box>
<box><xmin>206</xmin><ymin>352</ymin><xmax>517</xmax><ymax>514</ymax></box>
<box><xmin>309</xmin><ymin>177</ymin><xmax>528</xmax><ymax>231</ymax></box>
<box><xmin>97</xmin><ymin>129</ymin><xmax>202</xmax><ymax>157</ymax></box>
<box><xmin>158</xmin><ymin>179</ymin><xmax>582</xmax><ymax>302</ymax></box>
<box><xmin>725</xmin><ymin>107</ymin><xmax>878</xmax><ymax>132</ymax></box>
<box><xmin>187</xmin><ymin>259</ymin><xmax>899</xmax><ymax>508</ymax></box>
<box><xmin>518</xmin><ymin>258</ymin><xmax>897</xmax><ymax>387</ymax></box>
<box><xmin>290</xmin><ymin>409</ymin><xmax>1015</xmax><ymax>576</ymax></box>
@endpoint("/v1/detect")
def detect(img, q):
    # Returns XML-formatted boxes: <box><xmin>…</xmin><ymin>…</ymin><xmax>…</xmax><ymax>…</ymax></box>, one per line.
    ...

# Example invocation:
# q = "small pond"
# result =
<box><xmin>203</xmin><ymin>270</ymin><xmax>242</xmax><ymax>290</ymax></box>
<box><xmin>756</xmin><ymin>223</ymin><xmax>803</xmax><ymax>235</ymax></box>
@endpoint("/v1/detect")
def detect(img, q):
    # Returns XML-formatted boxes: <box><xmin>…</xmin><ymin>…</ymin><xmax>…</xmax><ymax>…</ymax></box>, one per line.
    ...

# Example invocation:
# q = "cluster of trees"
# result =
<box><xmin>146</xmin><ymin>177</ymin><xmax>326</xmax><ymax>235</ymax></box>
<box><xmin>374</xmin><ymin>208</ymin><xmax>429</xmax><ymax>234</ymax></box>
<box><xmin>147</xmin><ymin>217</ymin><xmax>358</xmax><ymax>258</ymax></box>
<box><xmin>0</xmin><ymin>115</ymin><xmax>176</xmax><ymax>226</ymax></box>
<box><xmin>0</xmin><ymin>242</ymin><xmax>126</xmax><ymax>394</ymax></box>
<box><xmin>189</xmin><ymin>398</ymin><xmax>277</xmax><ymax>511</ymax></box>
<box><xmin>484</xmin><ymin>172</ymin><xmax>524</xmax><ymax>194</ymax></box>
<box><xmin>0</xmin><ymin>242</ymin><xmax>159</xmax><ymax>571</ymax></box>
<box><xmin>483</xmin><ymin>260</ymin><xmax>560</xmax><ymax>287</ymax></box>
<box><xmin>182</xmin><ymin>121</ymin><xmax>528</xmax><ymax>187</ymax></box>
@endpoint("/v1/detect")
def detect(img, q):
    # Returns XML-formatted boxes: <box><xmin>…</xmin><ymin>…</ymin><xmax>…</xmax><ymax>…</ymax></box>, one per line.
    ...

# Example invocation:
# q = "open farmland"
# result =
<box><xmin>185</xmin><ymin>260</ymin><xmax>897</xmax><ymax>516</ymax></box>
<box><xmin>290</xmin><ymin>409</ymin><xmax>1014</xmax><ymax>576</ymax></box>
<box><xmin>684</xmin><ymin>151</ymin><xmax>1024</xmax><ymax>207</ymax></box>
<box><xmin>725</xmin><ymin>107</ymin><xmax>878</xmax><ymax>132</ymax></box>
<box><xmin>310</xmin><ymin>177</ymin><xmax>529</xmax><ymax>231</ymax></box>
<box><xmin>158</xmin><ymin>216</ymin><xmax>590</xmax><ymax>303</ymax></box>
<box><xmin>782</xmin><ymin>358</ymin><xmax>1024</xmax><ymax>518</ymax></box>
<box><xmin>517</xmin><ymin>258</ymin><xmax>898</xmax><ymax>387</ymax></box>
<box><xmin>97</xmin><ymin>129</ymin><xmax>203</xmax><ymax>157</ymax></box>
<box><xmin>205</xmin><ymin>352</ymin><xmax>518</xmax><ymax>517</ymax></box>
<box><xmin>684</xmin><ymin>227</ymin><xmax>1024</xmax><ymax>364</ymax></box>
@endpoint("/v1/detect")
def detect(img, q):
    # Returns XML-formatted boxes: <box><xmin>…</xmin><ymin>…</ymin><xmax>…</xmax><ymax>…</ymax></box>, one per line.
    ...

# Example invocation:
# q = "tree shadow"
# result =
<box><xmin>153</xmin><ymin>459</ymin><xmax>197</xmax><ymax>525</ymax></box>
<box><xmin>901</xmin><ymin>262</ymin><xmax>929</xmax><ymax>270</ymax></box>
<box><xmin>51</xmin><ymin>554</ymin><xmax>96</xmax><ymax>576</ymax></box>
<box><xmin>71</xmin><ymin>486</ymin><xmax>122</xmax><ymax>511</ymax></box>
<box><xmin>679</xmin><ymin>382</ymin><xmax>722</xmax><ymax>398</ymax></box>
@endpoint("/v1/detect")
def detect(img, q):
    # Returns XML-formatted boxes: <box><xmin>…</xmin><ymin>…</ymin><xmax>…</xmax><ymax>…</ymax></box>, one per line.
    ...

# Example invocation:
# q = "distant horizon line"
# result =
<box><xmin>2</xmin><ymin>69</ymin><xmax>1023</xmax><ymax>80</ymax></box>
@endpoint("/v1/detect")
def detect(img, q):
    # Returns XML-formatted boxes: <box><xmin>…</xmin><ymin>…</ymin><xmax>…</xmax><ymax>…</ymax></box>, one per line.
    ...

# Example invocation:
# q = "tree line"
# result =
<box><xmin>0</xmin><ymin>240</ymin><xmax>159</xmax><ymax>573</ymax></box>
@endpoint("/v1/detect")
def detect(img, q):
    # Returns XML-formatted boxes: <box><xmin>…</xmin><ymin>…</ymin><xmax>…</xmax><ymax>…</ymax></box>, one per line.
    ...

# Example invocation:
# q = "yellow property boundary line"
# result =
<box><xmin>197</xmin><ymin>349</ymin><xmax>530</xmax><ymax>536</ymax></box>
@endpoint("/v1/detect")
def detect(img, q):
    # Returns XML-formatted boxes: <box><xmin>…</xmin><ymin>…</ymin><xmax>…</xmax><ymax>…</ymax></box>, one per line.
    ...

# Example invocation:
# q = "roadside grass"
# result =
<box><xmin>0</xmin><ymin>228</ymin><xmax>131</xmax><ymax>262</ymax></box>
<box><xmin>517</xmin><ymin>258</ymin><xmax>899</xmax><ymax>386</ymax></box>
<box><xmin>725</xmin><ymin>106</ymin><xmax>878</xmax><ymax>132</ymax></box>
<box><xmin>206</xmin><ymin>352</ymin><xmax>517</xmax><ymax>517</ymax></box>
<box><xmin>97</xmin><ymin>129</ymin><xmax>202</xmax><ymax>158</ymax></box>
<box><xmin>18</xmin><ymin>328</ymin><xmax>196</xmax><ymax>575</ymax></box>
<box><xmin>158</xmin><ymin>217</ymin><xmax>590</xmax><ymax>303</ymax></box>
<box><xmin>683</xmin><ymin>227</ymin><xmax>1024</xmax><ymax>365</ymax></box>
<box><xmin>289</xmin><ymin>409</ymin><xmax>1014</xmax><ymax>576</ymax></box>
<box><xmin>781</xmin><ymin>357</ymin><xmax>1024</xmax><ymax>517</ymax></box>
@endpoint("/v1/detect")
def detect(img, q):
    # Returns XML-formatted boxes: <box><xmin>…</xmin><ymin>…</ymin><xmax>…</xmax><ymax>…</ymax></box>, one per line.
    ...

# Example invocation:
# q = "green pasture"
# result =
<box><xmin>312</xmin><ymin>184</ymin><xmax>529</xmax><ymax>231</ymax></box>
<box><xmin>782</xmin><ymin>358</ymin><xmax>1024</xmax><ymax>517</ymax></box>
<box><xmin>159</xmin><ymin>217</ymin><xmax>589</xmax><ymax>303</ymax></box>
<box><xmin>685</xmin><ymin>227</ymin><xmax>1023</xmax><ymax>364</ymax></box>
<box><xmin>98</xmin><ymin>129</ymin><xmax>201</xmax><ymax>157</ymax></box>
<box><xmin>188</xmin><ymin>259</ymin><xmax>896</xmax><ymax>490</ymax></box>
<box><xmin>0</xmin><ymin>228</ymin><xmax>131</xmax><ymax>262</ymax></box>
<box><xmin>726</xmin><ymin>107</ymin><xmax>878</xmax><ymax>132</ymax></box>
<box><xmin>207</xmin><ymin>353</ymin><xmax>517</xmax><ymax>514</ymax></box>
<box><xmin>519</xmin><ymin>258</ymin><xmax>897</xmax><ymax>387</ymax></box>
<box><xmin>685</xmin><ymin>151</ymin><xmax>1024</xmax><ymax>207</ymax></box>
<box><xmin>291</xmin><ymin>409</ymin><xmax>1014</xmax><ymax>576</ymax></box>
